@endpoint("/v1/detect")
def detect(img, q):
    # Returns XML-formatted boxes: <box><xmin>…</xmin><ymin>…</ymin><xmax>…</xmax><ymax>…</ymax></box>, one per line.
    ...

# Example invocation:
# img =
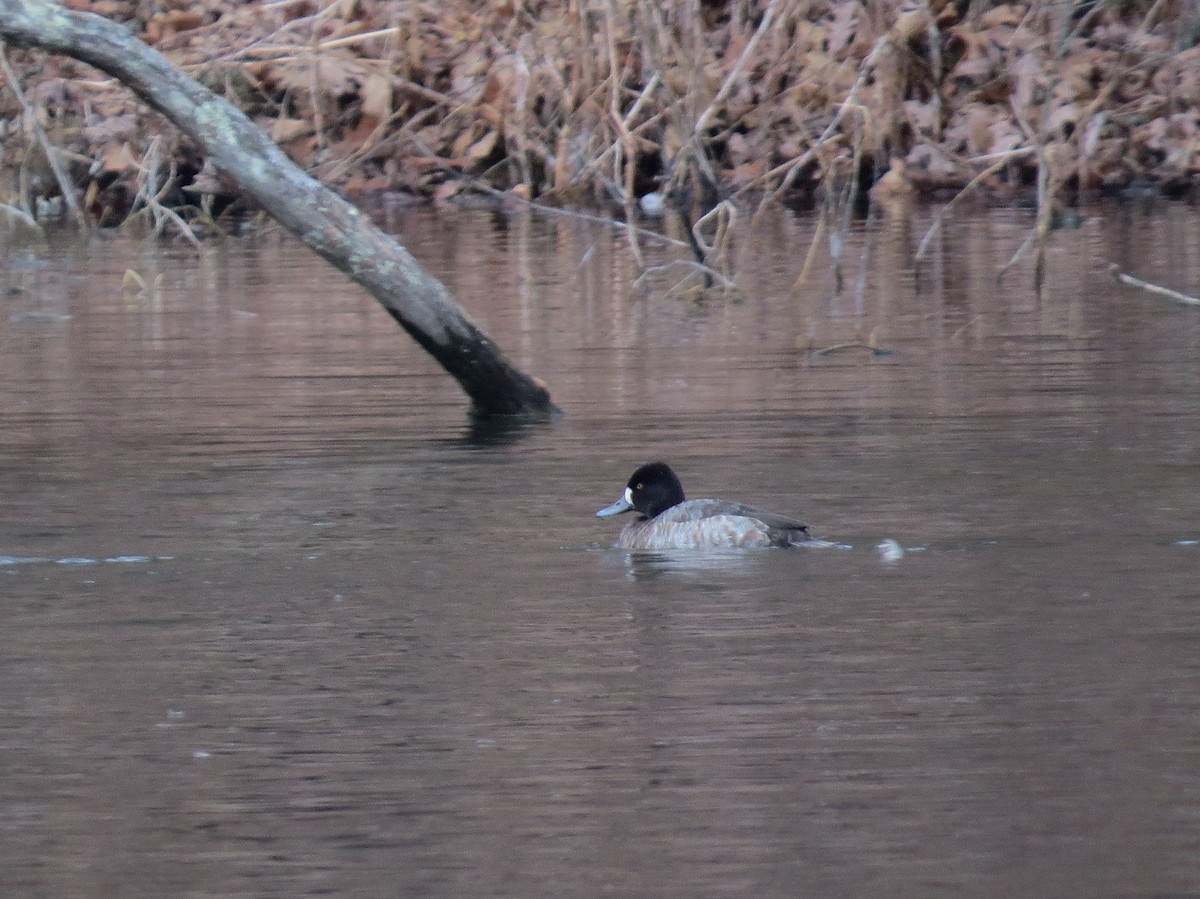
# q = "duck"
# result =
<box><xmin>596</xmin><ymin>461</ymin><xmax>812</xmax><ymax>550</ymax></box>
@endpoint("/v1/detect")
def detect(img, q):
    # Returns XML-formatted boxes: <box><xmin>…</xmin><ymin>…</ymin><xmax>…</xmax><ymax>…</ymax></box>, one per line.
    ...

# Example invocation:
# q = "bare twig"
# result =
<box><xmin>633</xmin><ymin>258</ymin><xmax>737</xmax><ymax>295</ymax></box>
<box><xmin>995</xmin><ymin>224</ymin><xmax>1038</xmax><ymax>285</ymax></box>
<box><xmin>691</xmin><ymin>199</ymin><xmax>737</xmax><ymax>279</ymax></box>
<box><xmin>125</xmin><ymin>141</ymin><xmax>201</xmax><ymax>247</ymax></box>
<box><xmin>601</xmin><ymin>0</ymin><xmax>644</xmax><ymax>267</ymax></box>
<box><xmin>915</xmin><ymin>147</ymin><xmax>1036</xmax><ymax>262</ymax></box>
<box><xmin>0</xmin><ymin>42</ymin><xmax>88</xmax><ymax>228</ymax></box>
<box><xmin>809</xmin><ymin>339</ymin><xmax>892</xmax><ymax>357</ymax></box>
<box><xmin>690</xmin><ymin>0</ymin><xmax>782</xmax><ymax>139</ymax></box>
<box><xmin>997</xmin><ymin>98</ymin><xmax>1050</xmax><ymax>286</ymax></box>
<box><xmin>924</xmin><ymin>2</ymin><xmax>943</xmax><ymax>141</ymax></box>
<box><xmin>1109</xmin><ymin>265</ymin><xmax>1200</xmax><ymax>307</ymax></box>
<box><xmin>793</xmin><ymin>207</ymin><xmax>827</xmax><ymax>292</ymax></box>
<box><xmin>0</xmin><ymin>201</ymin><xmax>42</xmax><ymax>233</ymax></box>
<box><xmin>737</xmin><ymin>32</ymin><xmax>892</xmax><ymax>202</ymax></box>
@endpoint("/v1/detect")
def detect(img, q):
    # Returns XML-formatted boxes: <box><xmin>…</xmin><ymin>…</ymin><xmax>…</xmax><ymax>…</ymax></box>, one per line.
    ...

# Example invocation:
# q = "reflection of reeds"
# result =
<box><xmin>924</xmin><ymin>0</ymin><xmax>1187</xmax><ymax>291</ymax></box>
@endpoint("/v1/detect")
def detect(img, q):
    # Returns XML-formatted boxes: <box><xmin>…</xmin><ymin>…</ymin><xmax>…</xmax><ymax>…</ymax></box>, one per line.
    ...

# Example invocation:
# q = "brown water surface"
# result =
<box><xmin>2</xmin><ymin>205</ymin><xmax>1199</xmax><ymax>897</ymax></box>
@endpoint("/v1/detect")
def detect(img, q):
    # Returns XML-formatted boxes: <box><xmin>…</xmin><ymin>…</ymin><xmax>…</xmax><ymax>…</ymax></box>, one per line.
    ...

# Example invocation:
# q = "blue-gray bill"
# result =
<box><xmin>596</xmin><ymin>488</ymin><xmax>634</xmax><ymax>517</ymax></box>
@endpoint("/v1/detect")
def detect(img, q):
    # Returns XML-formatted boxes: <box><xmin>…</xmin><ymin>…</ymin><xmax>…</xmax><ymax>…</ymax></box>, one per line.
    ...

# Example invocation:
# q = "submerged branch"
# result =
<box><xmin>1109</xmin><ymin>265</ymin><xmax>1200</xmax><ymax>307</ymax></box>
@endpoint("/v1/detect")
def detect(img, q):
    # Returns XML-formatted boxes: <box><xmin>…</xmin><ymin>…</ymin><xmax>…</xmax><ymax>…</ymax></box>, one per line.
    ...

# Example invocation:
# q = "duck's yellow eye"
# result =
<box><xmin>635</xmin><ymin>483</ymin><xmax>643</xmax><ymax>490</ymax></box>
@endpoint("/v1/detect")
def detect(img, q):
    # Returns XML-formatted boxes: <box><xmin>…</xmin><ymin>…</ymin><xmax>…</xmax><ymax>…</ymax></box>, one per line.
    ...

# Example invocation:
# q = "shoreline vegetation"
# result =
<box><xmin>0</xmin><ymin>0</ymin><xmax>1198</xmax><ymax>231</ymax></box>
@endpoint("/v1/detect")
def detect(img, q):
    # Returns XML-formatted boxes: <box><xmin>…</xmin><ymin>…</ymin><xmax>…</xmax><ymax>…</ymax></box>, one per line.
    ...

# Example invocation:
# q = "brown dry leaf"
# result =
<box><xmin>787</xmin><ymin>77</ymin><xmax>825</xmax><ymax>110</ymax></box>
<box><xmin>1167</xmin><ymin>113</ymin><xmax>1199</xmax><ymax>141</ymax></box>
<box><xmin>1010</xmin><ymin>52</ymin><xmax>1042</xmax><ymax>113</ymax></box>
<box><xmin>271</xmin><ymin>118</ymin><xmax>313</xmax><ymax>143</ymax></box>
<box><xmin>799</xmin><ymin>53</ymin><xmax>858</xmax><ymax>96</ymax></box>
<box><xmin>979</xmin><ymin>5</ymin><xmax>1024</xmax><ymax>29</ymax></box>
<box><xmin>451</xmin><ymin>126</ymin><xmax>480</xmax><ymax>160</ymax></box>
<box><xmin>413</xmin><ymin>124</ymin><xmax>445</xmax><ymax>153</ymax></box>
<box><xmin>433</xmin><ymin>180</ymin><xmax>462</xmax><ymax>204</ymax></box>
<box><xmin>333</xmin><ymin>117</ymin><xmax>378</xmax><ymax>155</ymax></box>
<box><xmin>946</xmin><ymin>21</ymin><xmax>991</xmax><ymax>65</ymax></box>
<box><xmin>452</xmin><ymin>45</ymin><xmax>492</xmax><ymax>95</ymax></box>
<box><xmin>145</xmin><ymin>8</ymin><xmax>203</xmax><ymax>43</ymax></box>
<box><xmin>89</xmin><ymin>0</ymin><xmax>131</xmax><ymax>17</ymax></box>
<box><xmin>161</xmin><ymin>9</ymin><xmax>202</xmax><ymax>31</ymax></box>
<box><xmin>661</xmin><ymin>66</ymin><xmax>692</xmax><ymax>96</ymax></box>
<box><xmin>1043</xmin><ymin>99</ymin><xmax>1080</xmax><ymax>138</ymax></box>
<box><xmin>777</xmin><ymin>130</ymin><xmax>806</xmax><ymax>157</ymax></box>
<box><xmin>360</xmin><ymin>73</ymin><xmax>393</xmax><ymax>122</ymax></box>
<box><xmin>101</xmin><ymin>141</ymin><xmax>139</xmax><ymax>174</ymax></box>
<box><xmin>941</xmin><ymin>108</ymin><xmax>972</xmax><ymax>152</ymax></box>
<box><xmin>903</xmin><ymin>99</ymin><xmax>938</xmax><ymax>137</ymax></box>
<box><xmin>872</xmin><ymin>160</ymin><xmax>915</xmax><ymax>200</ymax></box>
<box><xmin>316</xmin><ymin>55</ymin><xmax>367</xmax><ymax>96</ymax></box>
<box><xmin>1088</xmin><ymin>140</ymin><xmax>1129</xmax><ymax>184</ymax></box>
<box><xmin>244</xmin><ymin>60</ymin><xmax>272</xmax><ymax>83</ymax></box>
<box><xmin>284</xmin><ymin>137</ymin><xmax>319</xmax><ymax>169</ymax></box>
<box><xmin>948</xmin><ymin>52</ymin><xmax>996</xmax><ymax>88</ymax></box>
<box><xmin>478</xmin><ymin>63</ymin><xmax>515</xmax><ymax>129</ymax></box>
<box><xmin>1058</xmin><ymin>53</ymin><xmax>1100</xmax><ymax>102</ymax></box>
<box><xmin>987</xmin><ymin>118</ymin><xmax>1025</xmax><ymax>157</ymax></box>
<box><xmin>1135</xmin><ymin>117</ymin><xmax>1168</xmax><ymax>153</ymax></box>
<box><xmin>183</xmin><ymin>160</ymin><xmax>228</xmax><ymax>195</ymax></box>
<box><xmin>904</xmin><ymin>143</ymin><xmax>960</xmax><ymax>183</ymax></box>
<box><xmin>931</xmin><ymin>0</ymin><xmax>962</xmax><ymax>27</ymax></box>
<box><xmin>274</xmin><ymin>55</ymin><xmax>368</xmax><ymax>97</ymax></box>
<box><xmin>1079</xmin><ymin>112</ymin><xmax>1106</xmax><ymax>159</ymax></box>
<box><xmin>327</xmin><ymin>19</ymin><xmax>368</xmax><ymax>42</ymax></box>
<box><xmin>1044</xmin><ymin>141</ymin><xmax>1075</xmax><ymax>183</ymax></box>
<box><xmin>741</xmin><ymin>103</ymin><xmax>766</xmax><ymax>131</ymax></box>
<box><xmin>271</xmin><ymin>59</ymin><xmax>312</xmax><ymax>94</ymax></box>
<box><xmin>84</xmin><ymin>114</ymin><xmax>138</xmax><ymax>145</ymax></box>
<box><xmin>343</xmin><ymin>172</ymin><xmax>389</xmax><ymax>194</ymax></box>
<box><xmin>30</xmin><ymin>78</ymin><xmax>74</xmax><ymax>110</ymax></box>
<box><xmin>727</xmin><ymin>159</ymin><xmax>765</xmax><ymax>188</ymax></box>
<box><xmin>826</xmin><ymin>3</ymin><xmax>858</xmax><ymax>53</ymax></box>
<box><xmin>813</xmin><ymin>138</ymin><xmax>847</xmax><ymax>171</ymax></box>
<box><xmin>465</xmin><ymin>130</ymin><xmax>499</xmax><ymax>163</ymax></box>
<box><xmin>964</xmin><ymin>103</ymin><xmax>996</xmax><ymax>155</ymax></box>
<box><xmin>893</xmin><ymin>8</ymin><xmax>930</xmax><ymax>42</ymax></box>
<box><xmin>780</xmin><ymin>91</ymin><xmax>812</xmax><ymax>130</ymax></box>
<box><xmin>1161</xmin><ymin>47</ymin><xmax>1200</xmax><ymax>97</ymax></box>
<box><xmin>723</xmin><ymin>29</ymin><xmax>750</xmax><ymax>72</ymax></box>
<box><xmin>477</xmin><ymin>102</ymin><xmax>505</xmax><ymax>131</ymax></box>
<box><xmin>792</xmin><ymin>21</ymin><xmax>827</xmax><ymax>53</ymax></box>
<box><xmin>480</xmin><ymin>67</ymin><xmax>512</xmax><ymax>109</ymax></box>
<box><xmin>725</xmin><ymin>132</ymin><xmax>753</xmax><ymax>166</ymax></box>
<box><xmin>142</xmin><ymin>18</ymin><xmax>166</xmax><ymax>44</ymax></box>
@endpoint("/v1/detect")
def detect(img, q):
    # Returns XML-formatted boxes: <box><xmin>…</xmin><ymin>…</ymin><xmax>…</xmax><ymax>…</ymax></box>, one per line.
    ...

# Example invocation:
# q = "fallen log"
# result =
<box><xmin>0</xmin><ymin>0</ymin><xmax>558</xmax><ymax>417</ymax></box>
